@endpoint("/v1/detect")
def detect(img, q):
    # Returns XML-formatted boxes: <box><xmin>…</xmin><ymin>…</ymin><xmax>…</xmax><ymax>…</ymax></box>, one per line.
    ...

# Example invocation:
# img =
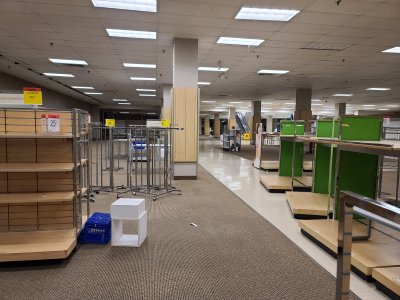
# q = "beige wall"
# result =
<box><xmin>0</xmin><ymin>71</ymin><xmax>99</xmax><ymax>120</ymax></box>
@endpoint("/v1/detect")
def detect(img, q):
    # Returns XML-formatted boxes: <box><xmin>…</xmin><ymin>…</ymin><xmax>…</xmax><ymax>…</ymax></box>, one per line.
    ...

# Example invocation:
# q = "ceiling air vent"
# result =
<box><xmin>302</xmin><ymin>42</ymin><xmax>352</xmax><ymax>51</ymax></box>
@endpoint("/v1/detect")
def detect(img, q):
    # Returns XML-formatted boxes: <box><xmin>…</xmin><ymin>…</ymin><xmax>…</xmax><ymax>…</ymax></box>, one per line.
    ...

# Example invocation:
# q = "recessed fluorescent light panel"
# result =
<box><xmin>382</xmin><ymin>47</ymin><xmax>400</xmax><ymax>54</ymax></box>
<box><xmin>120</xmin><ymin>112</ymin><xmax>130</xmax><ymax>114</ymax></box>
<box><xmin>139</xmin><ymin>94</ymin><xmax>156</xmax><ymax>97</ymax></box>
<box><xmin>113</xmin><ymin>99</ymin><xmax>128</xmax><ymax>102</ymax></box>
<box><xmin>258</xmin><ymin>69</ymin><xmax>289</xmax><ymax>75</ymax></box>
<box><xmin>123</xmin><ymin>63</ymin><xmax>156</xmax><ymax>68</ymax></box>
<box><xmin>217</xmin><ymin>37</ymin><xmax>264</xmax><ymax>47</ymax></box>
<box><xmin>229</xmin><ymin>102</ymin><xmax>243</xmax><ymax>104</ymax></box>
<box><xmin>107</xmin><ymin>29</ymin><xmax>156</xmax><ymax>39</ymax></box>
<box><xmin>333</xmin><ymin>94</ymin><xmax>353</xmax><ymax>97</ymax></box>
<box><xmin>92</xmin><ymin>0</ymin><xmax>157</xmax><ymax>12</ymax></box>
<box><xmin>130</xmin><ymin>77</ymin><xmax>156</xmax><ymax>81</ymax></box>
<box><xmin>136</xmin><ymin>89</ymin><xmax>156</xmax><ymax>92</ymax></box>
<box><xmin>366</xmin><ymin>88</ymin><xmax>391</xmax><ymax>91</ymax></box>
<box><xmin>235</xmin><ymin>7</ymin><xmax>299</xmax><ymax>21</ymax></box>
<box><xmin>198</xmin><ymin>67</ymin><xmax>229</xmax><ymax>72</ymax></box>
<box><xmin>71</xmin><ymin>86</ymin><xmax>94</xmax><ymax>90</ymax></box>
<box><xmin>198</xmin><ymin>82</ymin><xmax>211</xmax><ymax>85</ymax></box>
<box><xmin>202</xmin><ymin>101</ymin><xmax>216</xmax><ymax>103</ymax></box>
<box><xmin>312</xmin><ymin>99</ymin><xmax>321</xmax><ymax>102</ymax></box>
<box><xmin>49</xmin><ymin>58</ymin><xmax>88</xmax><ymax>65</ymax></box>
<box><xmin>43</xmin><ymin>73</ymin><xmax>75</xmax><ymax>78</ymax></box>
<box><xmin>84</xmin><ymin>92</ymin><xmax>103</xmax><ymax>95</ymax></box>
<box><xmin>362</xmin><ymin>104</ymin><xmax>376</xmax><ymax>107</ymax></box>
<box><xmin>378</xmin><ymin>108</ymin><xmax>389</xmax><ymax>111</ymax></box>
<box><xmin>118</xmin><ymin>102</ymin><xmax>131</xmax><ymax>105</ymax></box>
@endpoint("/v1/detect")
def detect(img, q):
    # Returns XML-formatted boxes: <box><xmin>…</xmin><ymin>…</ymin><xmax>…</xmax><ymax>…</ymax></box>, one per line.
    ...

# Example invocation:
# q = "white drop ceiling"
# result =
<box><xmin>0</xmin><ymin>0</ymin><xmax>399</xmax><ymax>115</ymax></box>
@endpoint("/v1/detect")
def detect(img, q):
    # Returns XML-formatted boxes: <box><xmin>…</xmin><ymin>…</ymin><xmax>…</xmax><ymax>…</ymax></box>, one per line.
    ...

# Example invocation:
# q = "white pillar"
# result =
<box><xmin>172</xmin><ymin>38</ymin><xmax>199</xmax><ymax>179</ymax></box>
<box><xmin>335</xmin><ymin>103</ymin><xmax>346</xmax><ymax>116</ymax></box>
<box><xmin>266</xmin><ymin>116</ymin><xmax>273</xmax><ymax>132</ymax></box>
<box><xmin>162</xmin><ymin>85</ymin><xmax>172</xmax><ymax>120</ymax></box>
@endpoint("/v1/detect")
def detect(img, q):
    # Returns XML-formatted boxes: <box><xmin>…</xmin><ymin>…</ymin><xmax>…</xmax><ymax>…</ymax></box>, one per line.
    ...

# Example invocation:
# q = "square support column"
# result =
<box><xmin>251</xmin><ymin>101</ymin><xmax>261</xmax><ymax>145</ymax></box>
<box><xmin>295</xmin><ymin>88</ymin><xmax>312</xmax><ymax>132</ymax></box>
<box><xmin>172</xmin><ymin>38</ymin><xmax>199</xmax><ymax>179</ymax></box>
<box><xmin>228</xmin><ymin>107</ymin><xmax>236</xmax><ymax>130</ymax></box>
<box><xmin>335</xmin><ymin>103</ymin><xmax>346</xmax><ymax>116</ymax></box>
<box><xmin>214</xmin><ymin>113</ymin><xmax>220</xmax><ymax>138</ymax></box>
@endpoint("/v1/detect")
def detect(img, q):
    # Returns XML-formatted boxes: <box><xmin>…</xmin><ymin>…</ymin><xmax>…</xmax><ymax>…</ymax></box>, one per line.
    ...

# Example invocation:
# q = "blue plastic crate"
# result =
<box><xmin>79</xmin><ymin>212</ymin><xmax>111</xmax><ymax>244</ymax></box>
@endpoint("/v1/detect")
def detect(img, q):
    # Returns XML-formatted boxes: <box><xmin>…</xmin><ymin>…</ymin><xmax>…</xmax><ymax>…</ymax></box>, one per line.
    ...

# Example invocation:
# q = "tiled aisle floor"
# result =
<box><xmin>198</xmin><ymin>138</ymin><xmax>388</xmax><ymax>300</ymax></box>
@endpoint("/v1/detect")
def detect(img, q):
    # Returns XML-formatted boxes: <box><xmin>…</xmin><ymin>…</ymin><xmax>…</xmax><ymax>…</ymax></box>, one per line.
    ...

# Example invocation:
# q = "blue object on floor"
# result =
<box><xmin>79</xmin><ymin>212</ymin><xmax>111</xmax><ymax>244</ymax></box>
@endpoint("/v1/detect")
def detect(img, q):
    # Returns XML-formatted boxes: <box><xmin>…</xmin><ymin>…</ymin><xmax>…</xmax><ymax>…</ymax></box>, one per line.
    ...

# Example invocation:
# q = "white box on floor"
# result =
<box><xmin>111</xmin><ymin>198</ymin><xmax>147</xmax><ymax>247</ymax></box>
<box><xmin>111</xmin><ymin>198</ymin><xmax>145</xmax><ymax>220</ymax></box>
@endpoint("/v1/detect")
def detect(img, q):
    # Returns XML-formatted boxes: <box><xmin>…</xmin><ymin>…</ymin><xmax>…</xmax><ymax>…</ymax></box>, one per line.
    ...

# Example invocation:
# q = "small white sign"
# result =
<box><xmin>40</xmin><ymin>114</ymin><xmax>47</xmax><ymax>133</ymax></box>
<box><xmin>47</xmin><ymin>114</ymin><xmax>60</xmax><ymax>133</ymax></box>
<box><xmin>0</xmin><ymin>92</ymin><xmax>24</xmax><ymax>104</ymax></box>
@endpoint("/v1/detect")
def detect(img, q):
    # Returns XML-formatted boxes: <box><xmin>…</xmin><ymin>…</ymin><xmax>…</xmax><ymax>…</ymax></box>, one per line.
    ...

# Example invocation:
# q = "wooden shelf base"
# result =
<box><xmin>299</xmin><ymin>219</ymin><xmax>400</xmax><ymax>277</ymax></box>
<box><xmin>0</xmin><ymin>133</ymin><xmax>73</xmax><ymax>139</ymax></box>
<box><xmin>0</xmin><ymin>163</ymin><xmax>74</xmax><ymax>172</ymax></box>
<box><xmin>0</xmin><ymin>192</ymin><xmax>74</xmax><ymax>204</ymax></box>
<box><xmin>260</xmin><ymin>175</ymin><xmax>312</xmax><ymax>193</ymax></box>
<box><xmin>0</xmin><ymin>229</ymin><xmax>76</xmax><ymax>262</ymax></box>
<box><xmin>286</xmin><ymin>192</ymin><xmax>333</xmax><ymax>219</ymax></box>
<box><xmin>372</xmin><ymin>267</ymin><xmax>400</xmax><ymax>298</ymax></box>
<box><xmin>259</xmin><ymin>161</ymin><xmax>313</xmax><ymax>172</ymax></box>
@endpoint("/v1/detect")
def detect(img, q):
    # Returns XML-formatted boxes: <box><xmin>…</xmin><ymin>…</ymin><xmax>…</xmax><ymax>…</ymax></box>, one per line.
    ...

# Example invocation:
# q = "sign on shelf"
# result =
<box><xmin>23</xmin><ymin>87</ymin><xmax>43</xmax><ymax>105</ymax></box>
<box><xmin>161</xmin><ymin>119</ymin><xmax>171</xmax><ymax>127</ymax></box>
<box><xmin>105</xmin><ymin>119</ymin><xmax>115</xmax><ymax>127</ymax></box>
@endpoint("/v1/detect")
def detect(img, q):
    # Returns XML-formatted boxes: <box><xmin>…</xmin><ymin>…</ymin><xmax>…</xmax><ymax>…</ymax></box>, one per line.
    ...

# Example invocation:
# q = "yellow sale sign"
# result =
<box><xmin>105</xmin><ymin>119</ymin><xmax>115</xmax><ymax>127</ymax></box>
<box><xmin>161</xmin><ymin>119</ymin><xmax>171</xmax><ymax>127</ymax></box>
<box><xmin>23</xmin><ymin>87</ymin><xmax>42</xmax><ymax>105</ymax></box>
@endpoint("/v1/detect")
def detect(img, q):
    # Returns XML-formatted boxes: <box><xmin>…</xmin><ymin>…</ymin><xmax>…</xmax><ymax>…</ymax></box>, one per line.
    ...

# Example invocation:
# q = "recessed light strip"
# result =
<box><xmin>382</xmin><ymin>47</ymin><xmax>400</xmax><ymax>54</ymax></box>
<box><xmin>107</xmin><ymin>29</ymin><xmax>156</xmax><ymax>39</ymax></box>
<box><xmin>217</xmin><ymin>37</ymin><xmax>264</xmax><ymax>46</ymax></box>
<box><xmin>333</xmin><ymin>94</ymin><xmax>353</xmax><ymax>97</ymax></box>
<box><xmin>71</xmin><ymin>86</ymin><xmax>94</xmax><ymax>90</ymax></box>
<box><xmin>258</xmin><ymin>69</ymin><xmax>289</xmax><ymax>74</ymax></box>
<box><xmin>198</xmin><ymin>66</ymin><xmax>229</xmax><ymax>72</ymax></box>
<box><xmin>235</xmin><ymin>7</ymin><xmax>299</xmax><ymax>21</ymax></box>
<box><xmin>92</xmin><ymin>0</ymin><xmax>157</xmax><ymax>12</ymax></box>
<box><xmin>124</xmin><ymin>63</ymin><xmax>156</xmax><ymax>68</ymax></box>
<box><xmin>43</xmin><ymin>73</ymin><xmax>75</xmax><ymax>77</ymax></box>
<box><xmin>136</xmin><ymin>89</ymin><xmax>156</xmax><ymax>92</ymax></box>
<box><xmin>366</xmin><ymin>88</ymin><xmax>391</xmax><ymax>91</ymax></box>
<box><xmin>130</xmin><ymin>77</ymin><xmax>156</xmax><ymax>81</ymax></box>
<box><xmin>49</xmin><ymin>58</ymin><xmax>88</xmax><ymax>65</ymax></box>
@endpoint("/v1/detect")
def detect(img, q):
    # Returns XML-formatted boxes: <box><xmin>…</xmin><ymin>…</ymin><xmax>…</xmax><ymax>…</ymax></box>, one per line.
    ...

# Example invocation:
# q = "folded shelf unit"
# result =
<box><xmin>0</xmin><ymin>108</ymin><xmax>91</xmax><ymax>262</ymax></box>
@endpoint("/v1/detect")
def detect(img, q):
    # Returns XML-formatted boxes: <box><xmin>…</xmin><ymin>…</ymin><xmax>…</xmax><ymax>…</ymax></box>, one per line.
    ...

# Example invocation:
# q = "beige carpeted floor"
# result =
<box><xmin>0</xmin><ymin>166</ymin><xmax>358</xmax><ymax>300</ymax></box>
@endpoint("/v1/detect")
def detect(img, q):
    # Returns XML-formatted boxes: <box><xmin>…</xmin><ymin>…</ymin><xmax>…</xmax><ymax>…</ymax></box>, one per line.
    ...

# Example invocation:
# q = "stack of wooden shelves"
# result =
<box><xmin>0</xmin><ymin>108</ymin><xmax>90</xmax><ymax>262</ymax></box>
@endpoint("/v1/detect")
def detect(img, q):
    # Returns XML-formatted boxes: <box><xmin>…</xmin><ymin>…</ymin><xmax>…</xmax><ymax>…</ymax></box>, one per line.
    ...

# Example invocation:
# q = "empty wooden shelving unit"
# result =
<box><xmin>0</xmin><ymin>108</ymin><xmax>91</xmax><ymax>262</ymax></box>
